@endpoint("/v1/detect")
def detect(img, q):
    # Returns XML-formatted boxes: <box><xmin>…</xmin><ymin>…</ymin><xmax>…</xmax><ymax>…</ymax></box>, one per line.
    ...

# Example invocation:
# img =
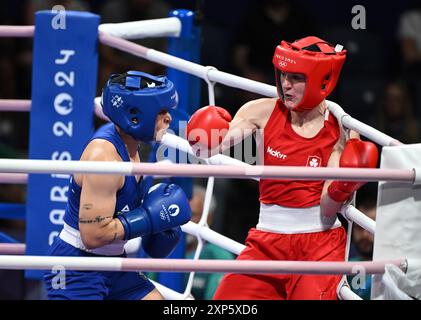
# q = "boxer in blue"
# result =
<box><xmin>44</xmin><ymin>71</ymin><xmax>191</xmax><ymax>300</ymax></box>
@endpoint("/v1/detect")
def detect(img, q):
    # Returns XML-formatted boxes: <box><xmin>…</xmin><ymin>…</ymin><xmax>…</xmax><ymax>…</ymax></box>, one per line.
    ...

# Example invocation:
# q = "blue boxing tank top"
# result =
<box><xmin>63</xmin><ymin>123</ymin><xmax>147</xmax><ymax>230</ymax></box>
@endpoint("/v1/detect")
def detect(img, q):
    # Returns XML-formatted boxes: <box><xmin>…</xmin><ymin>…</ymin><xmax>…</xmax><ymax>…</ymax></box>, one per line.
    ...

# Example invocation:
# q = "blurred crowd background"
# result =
<box><xmin>1</xmin><ymin>0</ymin><xmax>420</xmax><ymax>299</ymax></box>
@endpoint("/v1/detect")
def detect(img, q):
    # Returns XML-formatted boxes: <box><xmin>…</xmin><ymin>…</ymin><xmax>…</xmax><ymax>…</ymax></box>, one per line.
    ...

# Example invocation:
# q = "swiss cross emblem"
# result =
<box><xmin>306</xmin><ymin>156</ymin><xmax>322</xmax><ymax>167</ymax></box>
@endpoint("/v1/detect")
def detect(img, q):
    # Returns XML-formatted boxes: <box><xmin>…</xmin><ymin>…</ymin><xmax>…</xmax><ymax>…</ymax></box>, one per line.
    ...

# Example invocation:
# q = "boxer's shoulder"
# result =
<box><xmin>75</xmin><ymin>139</ymin><xmax>123</xmax><ymax>188</ymax></box>
<box><xmin>241</xmin><ymin>98</ymin><xmax>277</xmax><ymax>112</ymax></box>
<box><xmin>82</xmin><ymin>139</ymin><xmax>121</xmax><ymax>162</ymax></box>
<box><xmin>237</xmin><ymin>98</ymin><xmax>277</xmax><ymax>129</ymax></box>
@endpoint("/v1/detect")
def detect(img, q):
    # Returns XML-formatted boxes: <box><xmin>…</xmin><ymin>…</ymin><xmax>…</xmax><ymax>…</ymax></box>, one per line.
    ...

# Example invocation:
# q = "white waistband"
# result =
<box><xmin>59</xmin><ymin>223</ymin><xmax>127</xmax><ymax>256</ymax></box>
<box><xmin>256</xmin><ymin>203</ymin><xmax>341</xmax><ymax>234</ymax></box>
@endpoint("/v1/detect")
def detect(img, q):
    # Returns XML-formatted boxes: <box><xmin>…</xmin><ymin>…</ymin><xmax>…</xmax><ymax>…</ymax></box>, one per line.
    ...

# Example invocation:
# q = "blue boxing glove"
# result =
<box><xmin>141</xmin><ymin>226</ymin><xmax>182</xmax><ymax>258</ymax></box>
<box><xmin>117</xmin><ymin>183</ymin><xmax>191</xmax><ymax>240</ymax></box>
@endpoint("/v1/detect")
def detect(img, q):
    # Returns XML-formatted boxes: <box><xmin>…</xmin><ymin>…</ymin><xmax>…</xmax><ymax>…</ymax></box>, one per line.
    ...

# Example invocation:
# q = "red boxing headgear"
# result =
<box><xmin>272</xmin><ymin>36</ymin><xmax>346</xmax><ymax>112</ymax></box>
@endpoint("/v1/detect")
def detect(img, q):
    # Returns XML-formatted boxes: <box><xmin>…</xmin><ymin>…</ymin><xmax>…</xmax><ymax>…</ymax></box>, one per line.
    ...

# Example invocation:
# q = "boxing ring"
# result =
<box><xmin>1</xmin><ymin>9</ymin><xmax>420</xmax><ymax>300</ymax></box>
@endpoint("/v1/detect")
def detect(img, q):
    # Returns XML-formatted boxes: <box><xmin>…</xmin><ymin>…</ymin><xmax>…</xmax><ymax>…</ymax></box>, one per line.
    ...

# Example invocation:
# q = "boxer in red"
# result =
<box><xmin>187</xmin><ymin>36</ymin><xmax>378</xmax><ymax>300</ymax></box>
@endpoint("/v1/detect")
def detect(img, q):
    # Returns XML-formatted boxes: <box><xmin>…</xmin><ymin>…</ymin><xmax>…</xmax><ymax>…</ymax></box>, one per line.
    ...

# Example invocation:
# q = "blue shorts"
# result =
<box><xmin>43</xmin><ymin>237</ymin><xmax>156</xmax><ymax>300</ymax></box>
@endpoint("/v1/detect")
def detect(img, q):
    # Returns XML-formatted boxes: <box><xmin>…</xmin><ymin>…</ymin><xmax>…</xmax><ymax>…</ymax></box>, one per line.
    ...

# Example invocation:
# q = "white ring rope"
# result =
<box><xmin>0</xmin><ymin>98</ymin><xmax>109</xmax><ymax>122</ymax></box>
<box><xmin>340</xmin><ymin>287</ymin><xmax>363</xmax><ymax>300</ymax></box>
<box><xmin>98</xmin><ymin>17</ymin><xmax>181</xmax><ymax>39</ymax></box>
<box><xmin>0</xmin><ymin>255</ymin><xmax>409</xmax><ymax>275</ymax></box>
<box><xmin>0</xmin><ymin>159</ymin><xmax>414</xmax><ymax>182</ymax></box>
<box><xmin>0</xmin><ymin>173</ymin><xmax>27</xmax><ymax>184</ymax></box>
<box><xmin>0</xmin><ymin>99</ymin><xmax>31</xmax><ymax>112</ymax></box>
<box><xmin>0</xmin><ymin>243</ymin><xmax>26</xmax><ymax>255</ymax></box>
<box><xmin>0</xmin><ymin>16</ymin><xmax>182</xmax><ymax>40</ymax></box>
<box><xmin>0</xmin><ymin>26</ymin><xmax>34</xmax><ymax>37</ymax></box>
<box><xmin>151</xmin><ymin>279</ymin><xmax>193</xmax><ymax>300</ymax></box>
<box><xmin>337</xmin><ymin>278</ymin><xmax>363</xmax><ymax>300</ymax></box>
<box><xmin>341</xmin><ymin>205</ymin><xmax>375</xmax><ymax>234</ymax></box>
<box><xmin>204</xmin><ymin>66</ymin><xmax>218</xmax><ymax>106</ymax></box>
<box><xmin>183</xmin><ymin>237</ymin><xmax>204</xmax><ymax>299</ymax></box>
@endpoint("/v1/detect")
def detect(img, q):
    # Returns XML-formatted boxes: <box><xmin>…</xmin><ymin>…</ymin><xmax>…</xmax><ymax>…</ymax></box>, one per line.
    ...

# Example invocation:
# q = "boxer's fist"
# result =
<box><xmin>141</xmin><ymin>183</ymin><xmax>191</xmax><ymax>234</ymax></box>
<box><xmin>186</xmin><ymin>106</ymin><xmax>232</xmax><ymax>150</ymax></box>
<box><xmin>117</xmin><ymin>183</ymin><xmax>191</xmax><ymax>240</ymax></box>
<box><xmin>328</xmin><ymin>139</ymin><xmax>378</xmax><ymax>202</ymax></box>
<box><xmin>141</xmin><ymin>226</ymin><xmax>181</xmax><ymax>258</ymax></box>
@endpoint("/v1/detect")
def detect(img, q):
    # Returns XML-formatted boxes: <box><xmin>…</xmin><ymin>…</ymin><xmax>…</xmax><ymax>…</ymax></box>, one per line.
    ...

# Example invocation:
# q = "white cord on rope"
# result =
<box><xmin>181</xmin><ymin>221</ymin><xmax>245</xmax><ymax>255</ymax></box>
<box><xmin>151</xmin><ymin>280</ymin><xmax>194</xmax><ymax>300</ymax></box>
<box><xmin>203</xmin><ymin>66</ymin><xmax>218</xmax><ymax>106</ymax></box>
<box><xmin>338</xmin><ymin>283</ymin><xmax>363</xmax><ymax>300</ymax></box>
<box><xmin>183</xmin><ymin>237</ymin><xmax>204</xmax><ymax>300</ymax></box>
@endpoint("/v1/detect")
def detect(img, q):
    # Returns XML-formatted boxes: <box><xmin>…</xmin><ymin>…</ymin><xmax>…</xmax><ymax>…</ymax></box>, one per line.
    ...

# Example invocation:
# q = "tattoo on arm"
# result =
<box><xmin>79</xmin><ymin>215</ymin><xmax>113</xmax><ymax>224</ymax></box>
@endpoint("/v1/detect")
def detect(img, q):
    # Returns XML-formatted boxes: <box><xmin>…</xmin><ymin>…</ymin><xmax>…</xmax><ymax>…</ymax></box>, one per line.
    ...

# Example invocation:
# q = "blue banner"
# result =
<box><xmin>26</xmin><ymin>10</ymin><xmax>99</xmax><ymax>279</ymax></box>
<box><xmin>167</xmin><ymin>9</ymin><xmax>201</xmax><ymax>114</ymax></box>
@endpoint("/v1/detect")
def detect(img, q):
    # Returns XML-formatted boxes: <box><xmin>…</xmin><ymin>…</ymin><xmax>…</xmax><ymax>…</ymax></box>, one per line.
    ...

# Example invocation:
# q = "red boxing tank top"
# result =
<box><xmin>259</xmin><ymin>100</ymin><xmax>340</xmax><ymax>208</ymax></box>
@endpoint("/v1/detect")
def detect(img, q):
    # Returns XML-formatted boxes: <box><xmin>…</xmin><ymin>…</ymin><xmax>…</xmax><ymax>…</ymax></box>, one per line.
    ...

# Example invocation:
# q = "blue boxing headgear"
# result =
<box><xmin>101</xmin><ymin>71</ymin><xmax>177</xmax><ymax>141</ymax></box>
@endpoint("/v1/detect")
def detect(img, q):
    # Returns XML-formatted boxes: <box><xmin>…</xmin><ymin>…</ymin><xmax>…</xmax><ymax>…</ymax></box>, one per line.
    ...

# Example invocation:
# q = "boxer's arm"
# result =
<box><xmin>220</xmin><ymin>98</ymin><xmax>276</xmax><ymax>152</ymax></box>
<box><xmin>78</xmin><ymin>142</ymin><xmax>126</xmax><ymax>249</ymax></box>
<box><xmin>187</xmin><ymin>98</ymin><xmax>275</xmax><ymax>153</ymax></box>
<box><xmin>320</xmin><ymin>130</ymin><xmax>360</xmax><ymax>217</ymax></box>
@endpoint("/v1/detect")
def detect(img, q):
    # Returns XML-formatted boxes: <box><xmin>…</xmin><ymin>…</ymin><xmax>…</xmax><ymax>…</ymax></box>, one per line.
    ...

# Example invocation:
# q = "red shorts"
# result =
<box><xmin>213</xmin><ymin>227</ymin><xmax>346</xmax><ymax>300</ymax></box>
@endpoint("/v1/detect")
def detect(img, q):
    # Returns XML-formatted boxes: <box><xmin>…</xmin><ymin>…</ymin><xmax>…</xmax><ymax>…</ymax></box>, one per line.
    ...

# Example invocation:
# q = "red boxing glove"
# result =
<box><xmin>186</xmin><ymin>105</ymin><xmax>232</xmax><ymax>150</ymax></box>
<box><xmin>328</xmin><ymin>139</ymin><xmax>378</xmax><ymax>202</ymax></box>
